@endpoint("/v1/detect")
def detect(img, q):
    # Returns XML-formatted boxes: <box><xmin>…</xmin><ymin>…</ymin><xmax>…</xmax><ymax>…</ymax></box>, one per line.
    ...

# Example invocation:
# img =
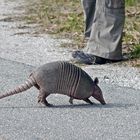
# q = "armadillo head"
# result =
<box><xmin>92</xmin><ymin>77</ymin><xmax>106</xmax><ymax>105</ymax></box>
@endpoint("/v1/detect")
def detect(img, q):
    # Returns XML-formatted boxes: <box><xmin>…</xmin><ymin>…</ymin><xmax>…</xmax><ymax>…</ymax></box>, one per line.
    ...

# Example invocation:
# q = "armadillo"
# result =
<box><xmin>0</xmin><ymin>61</ymin><xmax>106</xmax><ymax>106</ymax></box>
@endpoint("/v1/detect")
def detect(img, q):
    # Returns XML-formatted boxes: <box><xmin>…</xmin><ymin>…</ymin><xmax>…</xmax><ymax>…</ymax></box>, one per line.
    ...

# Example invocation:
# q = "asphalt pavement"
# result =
<box><xmin>0</xmin><ymin>0</ymin><xmax>140</xmax><ymax>140</ymax></box>
<box><xmin>0</xmin><ymin>57</ymin><xmax>140</xmax><ymax>140</ymax></box>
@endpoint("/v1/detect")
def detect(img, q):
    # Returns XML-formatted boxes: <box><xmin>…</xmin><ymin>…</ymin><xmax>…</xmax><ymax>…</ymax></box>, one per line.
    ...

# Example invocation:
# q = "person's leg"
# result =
<box><xmin>72</xmin><ymin>0</ymin><xmax>125</xmax><ymax>64</ymax></box>
<box><xmin>81</xmin><ymin>0</ymin><xmax>96</xmax><ymax>38</ymax></box>
<box><xmin>86</xmin><ymin>0</ymin><xmax>125</xmax><ymax>61</ymax></box>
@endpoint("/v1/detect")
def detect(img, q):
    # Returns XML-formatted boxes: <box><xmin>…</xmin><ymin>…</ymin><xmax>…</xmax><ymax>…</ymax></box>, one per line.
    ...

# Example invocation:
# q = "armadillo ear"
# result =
<box><xmin>94</xmin><ymin>77</ymin><xmax>99</xmax><ymax>85</ymax></box>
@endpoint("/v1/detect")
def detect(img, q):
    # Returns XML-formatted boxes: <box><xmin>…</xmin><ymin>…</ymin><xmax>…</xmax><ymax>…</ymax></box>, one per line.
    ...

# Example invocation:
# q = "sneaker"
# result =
<box><xmin>72</xmin><ymin>51</ymin><xmax>95</xmax><ymax>64</ymax></box>
<box><xmin>72</xmin><ymin>51</ymin><xmax>121</xmax><ymax>65</ymax></box>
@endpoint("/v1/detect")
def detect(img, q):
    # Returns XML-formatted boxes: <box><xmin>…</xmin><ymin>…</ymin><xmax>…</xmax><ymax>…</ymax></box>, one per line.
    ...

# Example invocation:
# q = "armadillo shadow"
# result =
<box><xmin>0</xmin><ymin>103</ymin><xmax>135</xmax><ymax>109</ymax></box>
<box><xmin>48</xmin><ymin>103</ymin><xmax>134</xmax><ymax>109</ymax></box>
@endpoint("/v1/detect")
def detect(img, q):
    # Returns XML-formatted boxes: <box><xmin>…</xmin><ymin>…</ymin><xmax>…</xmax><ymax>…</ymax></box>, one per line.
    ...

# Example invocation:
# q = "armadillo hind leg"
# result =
<box><xmin>69</xmin><ymin>97</ymin><xmax>74</xmax><ymax>105</ymax></box>
<box><xmin>83</xmin><ymin>98</ymin><xmax>94</xmax><ymax>105</ymax></box>
<box><xmin>38</xmin><ymin>90</ymin><xmax>52</xmax><ymax>107</ymax></box>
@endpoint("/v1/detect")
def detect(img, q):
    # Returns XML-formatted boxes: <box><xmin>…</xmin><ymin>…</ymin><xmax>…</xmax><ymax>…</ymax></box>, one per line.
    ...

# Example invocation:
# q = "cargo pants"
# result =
<box><xmin>81</xmin><ymin>0</ymin><xmax>125</xmax><ymax>60</ymax></box>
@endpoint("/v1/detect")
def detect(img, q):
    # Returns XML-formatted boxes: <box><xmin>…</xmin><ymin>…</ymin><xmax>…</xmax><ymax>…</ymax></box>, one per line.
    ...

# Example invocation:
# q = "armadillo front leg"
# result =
<box><xmin>69</xmin><ymin>97</ymin><xmax>74</xmax><ymax>105</ymax></box>
<box><xmin>38</xmin><ymin>90</ymin><xmax>52</xmax><ymax>107</ymax></box>
<box><xmin>83</xmin><ymin>98</ymin><xmax>94</xmax><ymax>105</ymax></box>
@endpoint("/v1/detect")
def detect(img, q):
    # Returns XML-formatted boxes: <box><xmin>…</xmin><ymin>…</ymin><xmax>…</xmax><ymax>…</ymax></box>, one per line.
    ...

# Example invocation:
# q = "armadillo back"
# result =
<box><xmin>33</xmin><ymin>61</ymin><xmax>94</xmax><ymax>98</ymax></box>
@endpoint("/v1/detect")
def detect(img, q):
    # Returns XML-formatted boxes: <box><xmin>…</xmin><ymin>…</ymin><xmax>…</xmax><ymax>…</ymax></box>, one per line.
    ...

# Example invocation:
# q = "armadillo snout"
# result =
<box><xmin>101</xmin><ymin>100</ymin><xmax>106</xmax><ymax>105</ymax></box>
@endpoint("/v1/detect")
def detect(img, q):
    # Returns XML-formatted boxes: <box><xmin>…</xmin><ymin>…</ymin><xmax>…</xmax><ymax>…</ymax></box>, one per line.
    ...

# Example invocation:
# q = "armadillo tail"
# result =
<box><xmin>0</xmin><ymin>75</ymin><xmax>36</xmax><ymax>99</ymax></box>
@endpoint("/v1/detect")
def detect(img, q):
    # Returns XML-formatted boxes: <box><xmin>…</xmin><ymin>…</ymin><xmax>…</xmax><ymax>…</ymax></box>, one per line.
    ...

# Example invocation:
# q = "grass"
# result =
<box><xmin>126</xmin><ymin>0</ymin><xmax>140</xmax><ymax>6</ymax></box>
<box><xmin>24</xmin><ymin>0</ymin><xmax>140</xmax><ymax>66</ymax></box>
<box><xmin>131</xmin><ymin>44</ymin><xmax>140</xmax><ymax>58</ymax></box>
<box><xmin>124</xmin><ymin>0</ymin><xmax>140</xmax><ymax>61</ymax></box>
<box><xmin>25</xmin><ymin>0</ymin><xmax>83</xmax><ymax>34</ymax></box>
<box><xmin>24</xmin><ymin>0</ymin><xmax>84</xmax><ymax>48</ymax></box>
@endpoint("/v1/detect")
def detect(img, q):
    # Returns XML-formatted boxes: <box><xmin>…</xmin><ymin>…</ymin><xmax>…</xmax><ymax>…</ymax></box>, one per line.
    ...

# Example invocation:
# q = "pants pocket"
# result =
<box><xmin>105</xmin><ymin>0</ymin><xmax>125</xmax><ymax>9</ymax></box>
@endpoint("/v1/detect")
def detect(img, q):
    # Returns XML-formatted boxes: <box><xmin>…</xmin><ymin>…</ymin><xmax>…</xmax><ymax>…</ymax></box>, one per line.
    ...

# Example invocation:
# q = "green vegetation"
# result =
<box><xmin>24</xmin><ymin>0</ymin><xmax>140</xmax><ymax>65</ymax></box>
<box><xmin>25</xmin><ymin>0</ymin><xmax>83</xmax><ymax>36</ymax></box>
<box><xmin>124</xmin><ymin>0</ymin><xmax>140</xmax><ymax>60</ymax></box>
<box><xmin>131</xmin><ymin>44</ymin><xmax>140</xmax><ymax>58</ymax></box>
<box><xmin>24</xmin><ymin>0</ymin><xmax>84</xmax><ymax>48</ymax></box>
<box><xmin>125</xmin><ymin>0</ymin><xmax>139</xmax><ymax>6</ymax></box>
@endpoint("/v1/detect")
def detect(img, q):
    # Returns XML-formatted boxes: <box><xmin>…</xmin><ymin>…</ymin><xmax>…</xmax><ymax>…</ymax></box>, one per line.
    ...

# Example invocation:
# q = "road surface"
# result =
<box><xmin>0</xmin><ymin>0</ymin><xmax>140</xmax><ymax>140</ymax></box>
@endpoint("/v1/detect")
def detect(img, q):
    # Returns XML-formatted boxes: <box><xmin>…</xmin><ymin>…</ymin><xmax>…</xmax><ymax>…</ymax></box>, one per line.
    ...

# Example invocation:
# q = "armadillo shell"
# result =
<box><xmin>33</xmin><ymin>61</ymin><xmax>94</xmax><ymax>99</ymax></box>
